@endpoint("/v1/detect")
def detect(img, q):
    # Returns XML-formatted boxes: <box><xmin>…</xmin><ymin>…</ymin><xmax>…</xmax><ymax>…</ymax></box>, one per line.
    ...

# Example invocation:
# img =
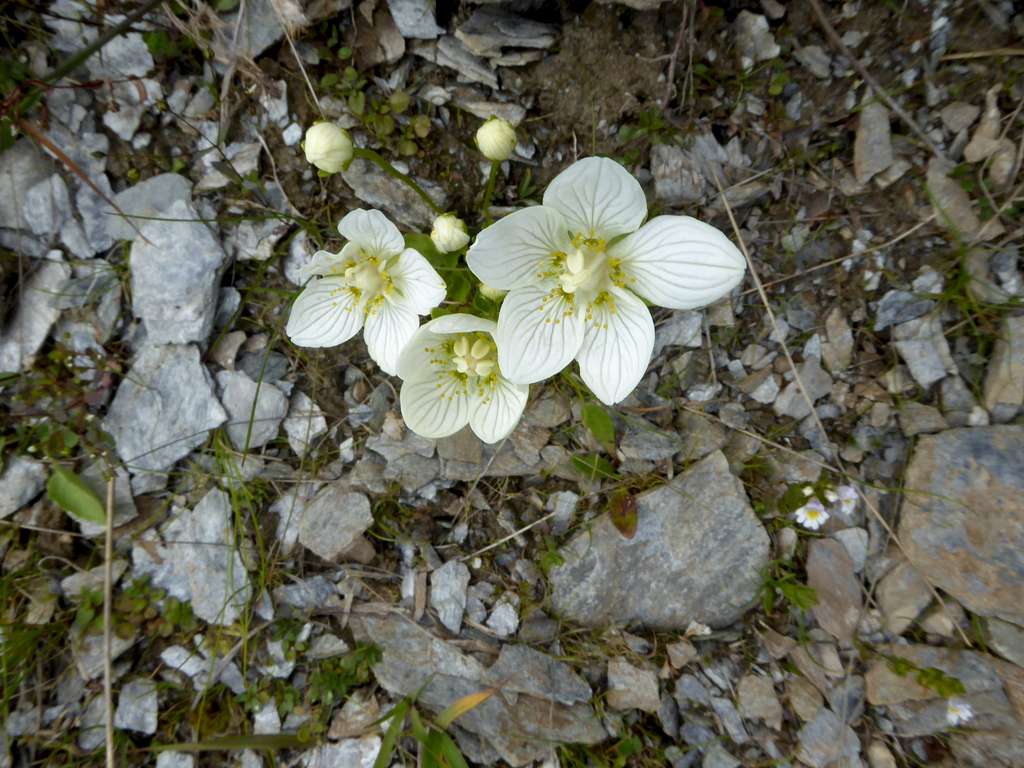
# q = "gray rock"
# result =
<box><xmin>154</xmin><ymin>754</ymin><xmax>193</xmax><ymax>768</ymax></box>
<box><xmin>796</xmin><ymin>708</ymin><xmax>861</xmax><ymax>767</ymax></box>
<box><xmin>982</xmin><ymin>316</ymin><xmax>1024</xmax><ymax>422</ymax></box>
<box><xmin>24</xmin><ymin>174</ymin><xmax>72</xmax><ymax>237</ymax></box>
<box><xmin>272</xmin><ymin>575</ymin><xmax>342</xmax><ymax>613</ymax></box>
<box><xmin>546</xmin><ymin>489</ymin><xmax>579</xmax><ymax>535</ymax></box>
<box><xmin>114</xmin><ymin>678</ymin><xmax>158</xmax><ymax>735</ymax></box>
<box><xmin>300</xmin><ymin>737</ymin><xmax>381</xmax><ymax>768</ymax></box>
<box><xmin>854</xmin><ymin>102</ymin><xmax>894</xmax><ymax>183</ymax></box>
<box><xmin>734</xmin><ymin>12</ymin><xmax>779</xmax><ymax>70</ymax></box>
<box><xmin>893</xmin><ymin>312</ymin><xmax>956</xmax><ymax>388</ymax></box>
<box><xmin>651</xmin><ymin>144</ymin><xmax>705</xmax><ymax>206</ymax></box>
<box><xmin>387</xmin><ymin>0</ymin><xmax>443</xmax><ymax>39</ymax></box>
<box><xmin>795</xmin><ymin>45</ymin><xmax>831</xmax><ymax>78</ymax></box>
<box><xmin>216</xmin><ymin>370</ymin><xmax>288</xmax><ymax>451</ymax></box>
<box><xmin>350</xmin><ymin>613</ymin><xmax>604</xmax><ymax>766</ymax></box>
<box><xmin>607</xmin><ymin>658</ymin><xmax>660</xmax><ymax>713</ymax></box>
<box><xmin>940</xmin><ymin>102</ymin><xmax>980</xmax><ymax>133</ymax></box>
<box><xmin>927</xmin><ymin>158</ymin><xmax>998</xmax><ymax>240</ymax></box>
<box><xmin>78</xmin><ymin>695</ymin><xmax>108</xmax><ymax>751</ymax></box>
<box><xmin>73</xmin><ymin>627</ymin><xmax>137</xmax><ymax>681</ymax></box>
<box><xmin>898</xmin><ymin>402</ymin><xmax>949</xmax><ymax>436</ymax></box>
<box><xmin>341</xmin><ymin>157</ymin><xmax>447</xmax><ymax>230</ymax></box>
<box><xmin>430</xmin><ymin>559</ymin><xmax>471</xmax><ymax>634</ymax></box>
<box><xmin>130</xmin><ymin>199</ymin><xmax>226</xmax><ymax>345</ymax></box>
<box><xmin>283</xmin><ymin>391</ymin><xmax>328</xmax><ymax>457</ymax></box>
<box><xmin>702</xmin><ymin>742</ymin><xmax>740</xmax><ymax>768</ymax></box>
<box><xmin>75</xmin><ymin>173</ymin><xmax>118</xmax><ymax>255</ymax></box>
<box><xmin>710</xmin><ymin>696</ymin><xmax>749</xmax><ymax>744</ymax></box>
<box><xmin>985</xmin><ymin>617</ymin><xmax>1024</xmax><ymax>668</ymax></box>
<box><xmin>0</xmin><ymin>256</ymin><xmax>70</xmax><ymax>372</ymax></box>
<box><xmin>874</xmin><ymin>289</ymin><xmax>934</xmax><ymax>332</ymax></box>
<box><xmin>675</xmin><ymin>673</ymin><xmax>710</xmax><ymax>709</ymax></box>
<box><xmin>738</xmin><ymin>673</ymin><xmax>782</xmax><ymax>730</ymax></box>
<box><xmin>822</xmin><ymin>307</ymin><xmax>854</xmax><ymax>373</ymax></box>
<box><xmin>107</xmin><ymin>173</ymin><xmax>193</xmax><ymax>242</ymax></box>
<box><xmin>486</xmin><ymin>594</ymin><xmax>520</xmax><ymax>638</ymax></box>
<box><xmin>654</xmin><ymin>309</ymin><xmax>703</xmax><ymax>353</ymax></box>
<box><xmin>133</xmin><ymin>489</ymin><xmax>251</xmax><ymax>625</ymax></box>
<box><xmin>807</xmin><ymin>539</ymin><xmax>862</xmax><ymax>643</ymax></box>
<box><xmin>297</xmin><ymin>485</ymin><xmax>373</xmax><ymax>562</ymax></box>
<box><xmin>0</xmin><ymin>456</ymin><xmax>47</xmax><ymax>519</ymax></box>
<box><xmin>485</xmin><ymin>644</ymin><xmax>592</xmax><ymax>706</ymax></box>
<box><xmin>455</xmin><ymin>7</ymin><xmax>557</xmax><ymax>58</ymax></box>
<box><xmin>412</xmin><ymin>36</ymin><xmax>499</xmax><ymax>89</ymax></box>
<box><xmin>773</xmin><ymin>358</ymin><xmax>832</xmax><ymax>419</ymax></box>
<box><xmin>899</xmin><ymin>426</ymin><xmax>1024</xmax><ymax>623</ymax></box>
<box><xmin>833</xmin><ymin>527</ymin><xmax>868</xmax><ymax>573</ymax></box>
<box><xmin>219</xmin><ymin>0</ymin><xmax>344</xmax><ymax>60</ymax></box>
<box><xmin>620</xmin><ymin>426</ymin><xmax>683</xmax><ymax>461</ymax></box>
<box><xmin>225</xmin><ymin>185</ymin><xmax>291</xmax><ymax>262</ymax></box>
<box><xmin>104</xmin><ymin>344</ymin><xmax>227</xmax><ymax>480</ymax></box>
<box><xmin>549</xmin><ymin>451</ymin><xmax>769</xmax><ymax>630</ymax></box>
<box><xmin>0</xmin><ymin>139</ymin><xmax>55</xmax><ymax>231</ymax></box>
<box><xmin>877</xmin><ymin>560</ymin><xmax>933</xmax><ymax>635</ymax></box>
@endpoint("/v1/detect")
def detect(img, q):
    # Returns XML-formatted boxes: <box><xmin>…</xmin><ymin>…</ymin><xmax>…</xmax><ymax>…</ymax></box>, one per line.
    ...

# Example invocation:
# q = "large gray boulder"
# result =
<box><xmin>548</xmin><ymin>451</ymin><xmax>770</xmax><ymax>630</ymax></box>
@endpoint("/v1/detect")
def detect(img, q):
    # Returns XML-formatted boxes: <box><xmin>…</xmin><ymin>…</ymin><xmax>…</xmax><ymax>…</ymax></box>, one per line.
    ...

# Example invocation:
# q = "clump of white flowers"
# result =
<box><xmin>475</xmin><ymin>117</ymin><xmax>517</xmax><ymax>162</ymax></box>
<box><xmin>286</xmin><ymin>209</ymin><xmax>445</xmax><ymax>374</ymax></box>
<box><xmin>793</xmin><ymin>483</ymin><xmax>860</xmax><ymax>531</ymax></box>
<box><xmin>303</xmin><ymin>122</ymin><xmax>353</xmax><ymax>173</ymax></box>
<box><xmin>291</xmin><ymin>117</ymin><xmax>747</xmax><ymax>442</ymax></box>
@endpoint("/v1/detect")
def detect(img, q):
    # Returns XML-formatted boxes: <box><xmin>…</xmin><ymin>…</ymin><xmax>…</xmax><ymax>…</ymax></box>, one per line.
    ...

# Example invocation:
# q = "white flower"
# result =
<box><xmin>794</xmin><ymin>498</ymin><xmax>829</xmax><ymax>530</ymax></box>
<box><xmin>835</xmin><ymin>484</ymin><xmax>858</xmax><ymax>517</ymax></box>
<box><xmin>466</xmin><ymin>157</ymin><xmax>746</xmax><ymax>405</ymax></box>
<box><xmin>479</xmin><ymin>283</ymin><xmax>507</xmax><ymax>301</ymax></box>
<box><xmin>397</xmin><ymin>314</ymin><xmax>528</xmax><ymax>443</ymax></box>
<box><xmin>946</xmin><ymin>698</ymin><xmax>973</xmax><ymax>726</ymax></box>
<box><xmin>684</xmin><ymin>620</ymin><xmax>712</xmax><ymax>638</ymax></box>
<box><xmin>430</xmin><ymin>213</ymin><xmax>470</xmax><ymax>253</ymax></box>
<box><xmin>286</xmin><ymin>209</ymin><xmax>446</xmax><ymax>375</ymax></box>
<box><xmin>476</xmin><ymin>117</ymin><xmax>517</xmax><ymax>161</ymax></box>
<box><xmin>303</xmin><ymin>122</ymin><xmax>353</xmax><ymax>173</ymax></box>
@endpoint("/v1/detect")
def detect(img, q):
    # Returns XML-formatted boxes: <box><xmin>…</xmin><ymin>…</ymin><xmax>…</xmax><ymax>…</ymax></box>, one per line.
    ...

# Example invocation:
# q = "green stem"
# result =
<box><xmin>481</xmin><ymin>161</ymin><xmax>499</xmax><ymax>225</ymax></box>
<box><xmin>353</xmin><ymin>147</ymin><xmax>444</xmax><ymax>216</ymax></box>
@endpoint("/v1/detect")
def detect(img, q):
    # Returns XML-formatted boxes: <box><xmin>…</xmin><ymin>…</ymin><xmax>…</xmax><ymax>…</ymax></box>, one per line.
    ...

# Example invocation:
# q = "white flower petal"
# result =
<box><xmin>542</xmin><ymin>156</ymin><xmax>647</xmax><ymax>239</ymax></box>
<box><xmin>427</xmin><ymin>313</ymin><xmax>497</xmax><ymax>336</ymax></box>
<box><xmin>298</xmin><ymin>248</ymin><xmax>348</xmax><ymax>282</ymax></box>
<box><xmin>363</xmin><ymin>299</ymin><xmax>419</xmax><ymax>375</ymax></box>
<box><xmin>400</xmin><ymin>373</ymin><xmax>471</xmax><ymax>439</ymax></box>
<box><xmin>469</xmin><ymin>377</ymin><xmax>529</xmax><ymax>443</ymax></box>
<box><xmin>576</xmin><ymin>287</ymin><xmax>655</xmax><ymax>405</ymax></box>
<box><xmin>496</xmin><ymin>284</ymin><xmax>584</xmax><ymax>384</ymax></box>
<box><xmin>285</xmin><ymin>277</ymin><xmax>363</xmax><ymax>347</ymax></box>
<box><xmin>467</xmin><ymin>206</ymin><xmax>572</xmax><ymax>290</ymax></box>
<box><xmin>389</xmin><ymin>248</ymin><xmax>447</xmax><ymax>314</ymax></box>
<box><xmin>337</xmin><ymin>209</ymin><xmax>404</xmax><ymax>257</ymax></box>
<box><xmin>396</xmin><ymin>324</ymin><xmax>448</xmax><ymax>382</ymax></box>
<box><xmin>611</xmin><ymin>215</ymin><xmax>746</xmax><ymax>310</ymax></box>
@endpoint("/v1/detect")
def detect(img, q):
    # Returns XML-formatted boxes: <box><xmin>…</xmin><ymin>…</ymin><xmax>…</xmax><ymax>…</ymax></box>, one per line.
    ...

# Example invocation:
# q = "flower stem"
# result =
<box><xmin>480</xmin><ymin>161</ymin><xmax>500</xmax><ymax>225</ymax></box>
<box><xmin>353</xmin><ymin>147</ymin><xmax>444</xmax><ymax>216</ymax></box>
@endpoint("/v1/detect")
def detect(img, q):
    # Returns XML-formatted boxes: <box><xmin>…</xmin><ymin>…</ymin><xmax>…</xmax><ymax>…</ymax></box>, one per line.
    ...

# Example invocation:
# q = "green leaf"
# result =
<box><xmin>446</xmin><ymin>273</ymin><xmax>472</xmax><ymax>303</ymax></box>
<box><xmin>374</xmin><ymin>698</ymin><xmax>410</xmax><ymax>768</ymax></box>
<box><xmin>348</xmin><ymin>90</ymin><xmax>365</xmax><ymax>116</ymax></box>
<box><xmin>433</xmin><ymin>731</ymin><xmax>470</xmax><ymax>768</ymax></box>
<box><xmin>607</xmin><ymin>488</ymin><xmax>637</xmax><ymax>539</ymax></box>
<box><xmin>571</xmin><ymin>454</ymin><xmax>618</xmax><ymax>482</ymax></box>
<box><xmin>581</xmin><ymin>403</ymin><xmax>616</xmax><ymax>453</ymax></box>
<box><xmin>435</xmin><ymin>688</ymin><xmax>496</xmax><ymax>730</ymax></box>
<box><xmin>46</xmin><ymin>466</ymin><xmax>105</xmax><ymax>525</ymax></box>
<box><xmin>775</xmin><ymin>580</ymin><xmax>818</xmax><ymax>612</ymax></box>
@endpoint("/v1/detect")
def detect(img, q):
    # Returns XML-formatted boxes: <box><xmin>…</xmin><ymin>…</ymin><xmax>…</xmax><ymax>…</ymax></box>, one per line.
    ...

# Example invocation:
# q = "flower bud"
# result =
<box><xmin>430</xmin><ymin>213</ymin><xmax>470</xmax><ymax>253</ymax></box>
<box><xmin>303</xmin><ymin>122</ymin><xmax>353</xmax><ymax>174</ymax></box>
<box><xmin>475</xmin><ymin>117</ymin><xmax>516</xmax><ymax>161</ymax></box>
<box><xmin>479</xmin><ymin>283</ymin><xmax>507</xmax><ymax>301</ymax></box>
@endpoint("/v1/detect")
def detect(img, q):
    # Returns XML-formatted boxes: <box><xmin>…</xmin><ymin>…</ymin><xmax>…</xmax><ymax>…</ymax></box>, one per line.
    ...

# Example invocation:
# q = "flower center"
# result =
<box><xmin>450</xmin><ymin>334</ymin><xmax>496</xmax><ymax>378</ymax></box>
<box><xmin>557</xmin><ymin>236</ymin><xmax>608</xmax><ymax>300</ymax></box>
<box><xmin>344</xmin><ymin>260</ymin><xmax>386</xmax><ymax>296</ymax></box>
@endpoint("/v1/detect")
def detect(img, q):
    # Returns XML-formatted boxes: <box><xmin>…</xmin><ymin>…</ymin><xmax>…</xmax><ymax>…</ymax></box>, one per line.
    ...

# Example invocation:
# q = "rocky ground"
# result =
<box><xmin>1</xmin><ymin>0</ymin><xmax>1024</xmax><ymax>766</ymax></box>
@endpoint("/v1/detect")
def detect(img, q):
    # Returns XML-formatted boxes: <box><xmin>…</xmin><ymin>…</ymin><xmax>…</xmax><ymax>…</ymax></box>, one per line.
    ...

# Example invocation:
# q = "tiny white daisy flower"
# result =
<box><xmin>946</xmin><ymin>698</ymin><xmax>973</xmax><ymax>726</ymax></box>
<box><xmin>824</xmin><ymin>489</ymin><xmax>839</xmax><ymax>503</ymax></box>
<box><xmin>794</xmin><ymin>498</ymin><xmax>830</xmax><ymax>530</ymax></box>
<box><xmin>801</xmin><ymin>486</ymin><xmax>814</xmax><ymax>497</ymax></box>
<box><xmin>835</xmin><ymin>484</ymin><xmax>858</xmax><ymax>517</ymax></box>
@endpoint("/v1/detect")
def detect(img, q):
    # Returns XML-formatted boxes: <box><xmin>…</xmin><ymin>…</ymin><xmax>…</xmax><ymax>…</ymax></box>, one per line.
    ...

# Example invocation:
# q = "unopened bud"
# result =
<box><xmin>303</xmin><ymin>122</ymin><xmax>353</xmax><ymax>174</ymax></box>
<box><xmin>475</xmin><ymin>117</ymin><xmax>516</xmax><ymax>162</ymax></box>
<box><xmin>430</xmin><ymin>213</ymin><xmax>470</xmax><ymax>253</ymax></box>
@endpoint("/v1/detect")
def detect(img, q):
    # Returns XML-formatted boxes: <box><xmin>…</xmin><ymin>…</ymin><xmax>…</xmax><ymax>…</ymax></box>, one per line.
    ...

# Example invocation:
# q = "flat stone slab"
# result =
<box><xmin>899</xmin><ymin>426</ymin><xmax>1024</xmax><ymax>624</ymax></box>
<box><xmin>548</xmin><ymin>451</ymin><xmax>769</xmax><ymax>630</ymax></box>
